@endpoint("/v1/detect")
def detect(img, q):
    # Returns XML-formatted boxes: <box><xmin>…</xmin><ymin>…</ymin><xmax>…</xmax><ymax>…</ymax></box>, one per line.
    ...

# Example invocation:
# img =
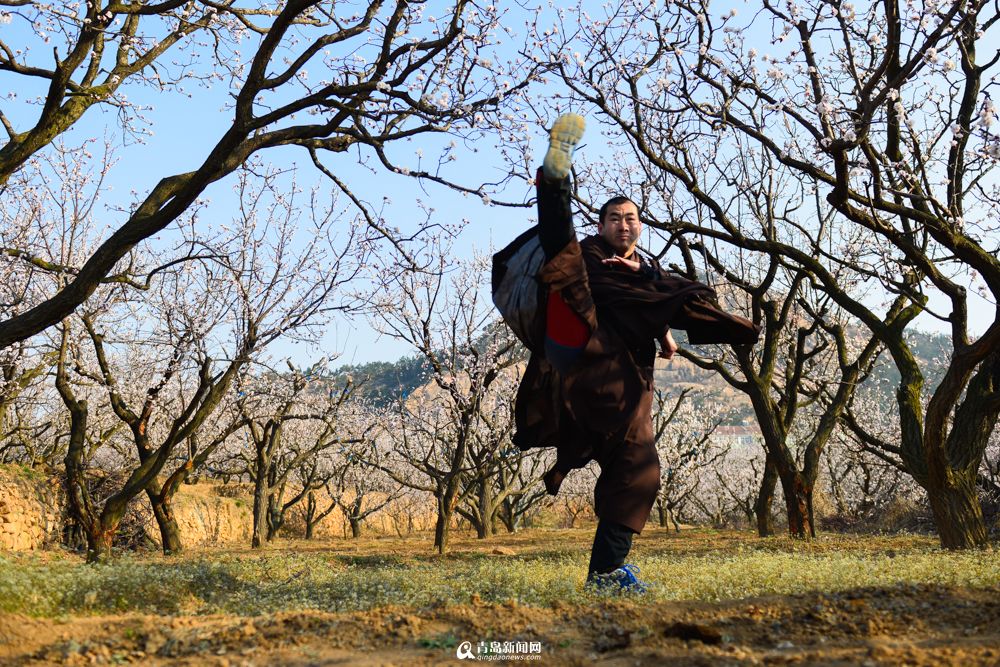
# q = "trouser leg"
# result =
<box><xmin>533</xmin><ymin>168</ymin><xmax>600</xmax><ymax>494</ymax></box>
<box><xmin>535</xmin><ymin>167</ymin><xmax>576</xmax><ymax>260</ymax></box>
<box><xmin>593</xmin><ymin>439</ymin><xmax>661</xmax><ymax>533</ymax></box>
<box><xmin>587</xmin><ymin>519</ymin><xmax>635</xmax><ymax>577</ymax></box>
<box><xmin>592</xmin><ymin>384</ymin><xmax>661</xmax><ymax>533</ymax></box>
<box><xmin>535</xmin><ymin>167</ymin><xmax>591</xmax><ymax>374</ymax></box>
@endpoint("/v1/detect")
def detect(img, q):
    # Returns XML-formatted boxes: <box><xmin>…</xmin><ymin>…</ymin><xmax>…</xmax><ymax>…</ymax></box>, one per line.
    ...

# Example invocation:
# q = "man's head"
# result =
<box><xmin>598</xmin><ymin>196</ymin><xmax>641</xmax><ymax>257</ymax></box>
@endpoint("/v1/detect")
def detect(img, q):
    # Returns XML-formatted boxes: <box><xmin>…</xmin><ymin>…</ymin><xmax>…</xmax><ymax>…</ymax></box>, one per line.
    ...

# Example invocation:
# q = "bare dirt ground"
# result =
<box><xmin>2</xmin><ymin>529</ymin><xmax>999</xmax><ymax>665</ymax></box>
<box><xmin>3</xmin><ymin>585</ymin><xmax>1000</xmax><ymax>666</ymax></box>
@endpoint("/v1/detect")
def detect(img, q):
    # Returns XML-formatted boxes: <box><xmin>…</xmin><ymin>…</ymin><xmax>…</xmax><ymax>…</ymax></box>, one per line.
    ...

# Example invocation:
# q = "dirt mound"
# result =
<box><xmin>3</xmin><ymin>584</ymin><xmax>999</xmax><ymax>665</ymax></box>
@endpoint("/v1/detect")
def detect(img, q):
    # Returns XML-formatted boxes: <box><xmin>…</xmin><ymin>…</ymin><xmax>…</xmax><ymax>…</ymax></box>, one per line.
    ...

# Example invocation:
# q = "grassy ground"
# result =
<box><xmin>1</xmin><ymin>527</ymin><xmax>999</xmax><ymax>665</ymax></box>
<box><xmin>1</xmin><ymin>527</ymin><xmax>997</xmax><ymax>617</ymax></box>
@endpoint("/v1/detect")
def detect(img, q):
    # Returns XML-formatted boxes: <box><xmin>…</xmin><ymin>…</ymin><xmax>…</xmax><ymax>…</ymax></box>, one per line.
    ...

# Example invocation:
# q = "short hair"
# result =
<box><xmin>599</xmin><ymin>196</ymin><xmax>640</xmax><ymax>224</ymax></box>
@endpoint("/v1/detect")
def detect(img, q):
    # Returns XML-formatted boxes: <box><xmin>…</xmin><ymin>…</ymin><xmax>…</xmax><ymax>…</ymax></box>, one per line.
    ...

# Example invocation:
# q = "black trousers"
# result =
<box><xmin>587</xmin><ymin>519</ymin><xmax>635</xmax><ymax>577</ymax></box>
<box><xmin>535</xmin><ymin>168</ymin><xmax>575</xmax><ymax>260</ymax></box>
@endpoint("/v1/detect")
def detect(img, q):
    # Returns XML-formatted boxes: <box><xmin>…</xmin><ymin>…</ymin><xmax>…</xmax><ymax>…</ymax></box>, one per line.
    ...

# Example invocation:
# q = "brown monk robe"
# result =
<box><xmin>512</xmin><ymin>174</ymin><xmax>760</xmax><ymax>536</ymax></box>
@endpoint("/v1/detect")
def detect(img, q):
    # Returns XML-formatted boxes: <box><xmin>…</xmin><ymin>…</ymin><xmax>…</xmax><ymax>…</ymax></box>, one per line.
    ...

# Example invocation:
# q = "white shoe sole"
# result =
<box><xmin>542</xmin><ymin>113</ymin><xmax>585</xmax><ymax>181</ymax></box>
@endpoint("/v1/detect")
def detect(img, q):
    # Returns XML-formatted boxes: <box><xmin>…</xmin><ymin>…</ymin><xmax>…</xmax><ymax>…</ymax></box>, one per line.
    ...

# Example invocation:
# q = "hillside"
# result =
<box><xmin>327</xmin><ymin>355</ymin><xmax>431</xmax><ymax>407</ymax></box>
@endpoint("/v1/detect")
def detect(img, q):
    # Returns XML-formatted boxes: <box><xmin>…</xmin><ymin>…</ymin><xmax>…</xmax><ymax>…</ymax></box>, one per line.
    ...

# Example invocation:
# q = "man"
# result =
<box><xmin>509</xmin><ymin>113</ymin><xmax>759</xmax><ymax>592</ymax></box>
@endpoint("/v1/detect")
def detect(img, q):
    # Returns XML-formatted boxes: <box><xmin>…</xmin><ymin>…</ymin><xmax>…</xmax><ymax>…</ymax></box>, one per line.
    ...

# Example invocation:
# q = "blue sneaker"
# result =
<box><xmin>588</xmin><ymin>564</ymin><xmax>648</xmax><ymax>594</ymax></box>
<box><xmin>542</xmin><ymin>113</ymin><xmax>585</xmax><ymax>181</ymax></box>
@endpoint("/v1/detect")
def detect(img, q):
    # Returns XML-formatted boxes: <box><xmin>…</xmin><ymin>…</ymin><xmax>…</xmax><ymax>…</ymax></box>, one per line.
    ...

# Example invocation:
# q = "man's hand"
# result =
<box><xmin>658</xmin><ymin>330</ymin><xmax>678</xmax><ymax>360</ymax></box>
<box><xmin>601</xmin><ymin>255</ymin><xmax>641</xmax><ymax>272</ymax></box>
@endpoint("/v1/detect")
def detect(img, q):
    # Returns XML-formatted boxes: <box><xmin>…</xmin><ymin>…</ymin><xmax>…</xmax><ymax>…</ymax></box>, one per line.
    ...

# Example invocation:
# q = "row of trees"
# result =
<box><xmin>0</xmin><ymin>154</ymin><xmax>557</xmax><ymax>560</ymax></box>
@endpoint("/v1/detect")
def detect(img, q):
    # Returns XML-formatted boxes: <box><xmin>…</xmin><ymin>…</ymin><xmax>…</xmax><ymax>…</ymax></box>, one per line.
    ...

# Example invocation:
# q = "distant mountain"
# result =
<box><xmin>329</xmin><ymin>355</ymin><xmax>431</xmax><ymax>407</ymax></box>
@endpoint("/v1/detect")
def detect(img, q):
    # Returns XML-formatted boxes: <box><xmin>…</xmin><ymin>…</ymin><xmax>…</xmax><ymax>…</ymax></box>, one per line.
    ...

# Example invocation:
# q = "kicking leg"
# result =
<box><xmin>536</xmin><ymin>114</ymin><xmax>590</xmax><ymax>374</ymax></box>
<box><xmin>536</xmin><ymin>113</ymin><xmax>592</xmax><ymax>496</ymax></box>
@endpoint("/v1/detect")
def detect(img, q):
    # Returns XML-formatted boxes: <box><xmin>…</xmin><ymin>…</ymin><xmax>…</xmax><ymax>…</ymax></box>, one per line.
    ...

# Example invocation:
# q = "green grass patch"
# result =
<box><xmin>0</xmin><ymin>530</ymin><xmax>997</xmax><ymax>618</ymax></box>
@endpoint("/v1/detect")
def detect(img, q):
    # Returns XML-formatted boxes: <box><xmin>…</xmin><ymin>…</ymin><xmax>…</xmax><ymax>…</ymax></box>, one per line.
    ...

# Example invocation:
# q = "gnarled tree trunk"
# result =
<box><xmin>755</xmin><ymin>453</ymin><xmax>778</xmax><ymax>537</ymax></box>
<box><xmin>146</xmin><ymin>488</ymin><xmax>183</xmax><ymax>555</ymax></box>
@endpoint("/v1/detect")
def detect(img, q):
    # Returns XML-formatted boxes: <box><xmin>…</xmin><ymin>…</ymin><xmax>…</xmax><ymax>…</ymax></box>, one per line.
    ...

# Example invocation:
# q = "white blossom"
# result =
<box><xmin>979</xmin><ymin>99</ymin><xmax>995</xmax><ymax>129</ymax></box>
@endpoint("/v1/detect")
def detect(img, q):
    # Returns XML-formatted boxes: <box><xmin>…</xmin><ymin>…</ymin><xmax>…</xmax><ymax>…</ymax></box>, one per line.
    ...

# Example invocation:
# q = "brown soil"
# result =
<box><xmin>2</xmin><ymin>583</ymin><xmax>999</xmax><ymax>665</ymax></box>
<box><xmin>3</xmin><ymin>530</ymin><xmax>998</xmax><ymax>665</ymax></box>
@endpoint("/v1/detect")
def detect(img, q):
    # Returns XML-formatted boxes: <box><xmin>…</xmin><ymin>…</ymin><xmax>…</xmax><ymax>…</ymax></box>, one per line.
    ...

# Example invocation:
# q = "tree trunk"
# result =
<box><xmin>149</xmin><ymin>461</ymin><xmax>199</xmax><ymax>556</ymax></box>
<box><xmin>85</xmin><ymin>504</ymin><xmax>128</xmax><ymax>563</ymax></box>
<box><xmin>780</xmin><ymin>473</ymin><xmax>812</xmax><ymax>539</ymax></box>
<box><xmin>435</xmin><ymin>470</ymin><xmax>464</xmax><ymax>553</ymax></box>
<box><xmin>265</xmin><ymin>494</ymin><xmax>283</xmax><ymax>541</ymax></box>
<box><xmin>927</xmin><ymin>472</ymin><xmax>988</xmax><ymax>549</ymax></box>
<box><xmin>433</xmin><ymin>494</ymin><xmax>453</xmax><ymax>554</ymax></box>
<box><xmin>921</xmin><ymin>352</ymin><xmax>997</xmax><ymax>549</ymax></box>
<box><xmin>350</xmin><ymin>517</ymin><xmax>362</xmax><ymax>538</ymax></box>
<box><xmin>251</xmin><ymin>462</ymin><xmax>268</xmax><ymax>549</ymax></box>
<box><xmin>755</xmin><ymin>453</ymin><xmax>778</xmax><ymax>537</ymax></box>
<box><xmin>433</xmin><ymin>511</ymin><xmax>449</xmax><ymax>554</ymax></box>
<box><xmin>146</xmin><ymin>488</ymin><xmax>182</xmax><ymax>555</ymax></box>
<box><xmin>63</xmin><ymin>521</ymin><xmax>87</xmax><ymax>552</ymax></box>
<box><xmin>304</xmin><ymin>492</ymin><xmax>316</xmax><ymax>540</ymax></box>
<box><xmin>657</xmin><ymin>499</ymin><xmax>669</xmax><ymax>528</ymax></box>
<box><xmin>498</xmin><ymin>500</ymin><xmax>516</xmax><ymax>533</ymax></box>
<box><xmin>476</xmin><ymin>477</ymin><xmax>493</xmax><ymax>539</ymax></box>
<box><xmin>87</xmin><ymin>525</ymin><xmax>116</xmax><ymax>564</ymax></box>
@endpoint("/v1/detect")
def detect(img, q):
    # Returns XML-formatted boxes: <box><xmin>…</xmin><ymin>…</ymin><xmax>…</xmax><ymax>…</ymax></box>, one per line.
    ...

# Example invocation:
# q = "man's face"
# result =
<box><xmin>598</xmin><ymin>201</ymin><xmax>642</xmax><ymax>257</ymax></box>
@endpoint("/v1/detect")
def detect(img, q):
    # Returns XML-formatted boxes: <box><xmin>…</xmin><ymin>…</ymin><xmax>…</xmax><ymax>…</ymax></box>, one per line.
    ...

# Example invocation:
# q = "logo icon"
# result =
<box><xmin>456</xmin><ymin>641</ymin><xmax>475</xmax><ymax>660</ymax></box>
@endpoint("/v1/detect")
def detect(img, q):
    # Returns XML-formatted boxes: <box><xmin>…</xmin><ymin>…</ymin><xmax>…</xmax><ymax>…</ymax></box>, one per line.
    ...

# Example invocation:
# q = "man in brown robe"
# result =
<box><xmin>509</xmin><ymin>114</ymin><xmax>759</xmax><ymax>590</ymax></box>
